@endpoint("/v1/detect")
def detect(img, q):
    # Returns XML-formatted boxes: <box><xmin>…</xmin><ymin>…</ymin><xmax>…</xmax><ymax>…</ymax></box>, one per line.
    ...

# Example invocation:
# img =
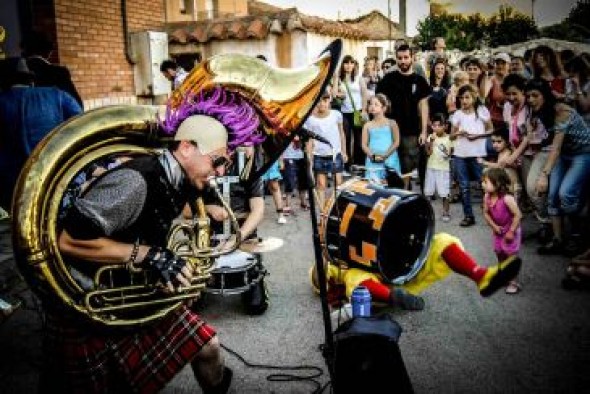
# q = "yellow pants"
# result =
<box><xmin>315</xmin><ymin>233</ymin><xmax>461</xmax><ymax>298</ymax></box>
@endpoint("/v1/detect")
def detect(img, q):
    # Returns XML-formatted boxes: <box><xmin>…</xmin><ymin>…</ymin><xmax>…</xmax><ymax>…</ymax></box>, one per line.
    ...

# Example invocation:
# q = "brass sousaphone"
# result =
<box><xmin>12</xmin><ymin>40</ymin><xmax>342</xmax><ymax>327</ymax></box>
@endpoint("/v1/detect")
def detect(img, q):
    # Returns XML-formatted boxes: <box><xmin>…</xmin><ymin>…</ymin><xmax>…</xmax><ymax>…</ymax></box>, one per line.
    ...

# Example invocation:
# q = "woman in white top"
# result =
<box><xmin>333</xmin><ymin>55</ymin><xmax>368</xmax><ymax>168</ymax></box>
<box><xmin>304</xmin><ymin>92</ymin><xmax>347</xmax><ymax>210</ymax></box>
<box><xmin>450</xmin><ymin>84</ymin><xmax>493</xmax><ymax>227</ymax></box>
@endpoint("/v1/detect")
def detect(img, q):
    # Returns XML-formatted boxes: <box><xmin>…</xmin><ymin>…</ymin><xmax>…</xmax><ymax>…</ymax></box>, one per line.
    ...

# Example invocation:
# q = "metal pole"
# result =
<box><xmin>388</xmin><ymin>0</ymin><xmax>392</xmax><ymax>52</ymax></box>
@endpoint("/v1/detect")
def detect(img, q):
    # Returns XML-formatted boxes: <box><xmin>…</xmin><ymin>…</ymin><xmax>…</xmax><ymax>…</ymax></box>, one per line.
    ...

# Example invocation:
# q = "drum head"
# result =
<box><xmin>213</xmin><ymin>250</ymin><xmax>256</xmax><ymax>271</ymax></box>
<box><xmin>378</xmin><ymin>195</ymin><xmax>434</xmax><ymax>283</ymax></box>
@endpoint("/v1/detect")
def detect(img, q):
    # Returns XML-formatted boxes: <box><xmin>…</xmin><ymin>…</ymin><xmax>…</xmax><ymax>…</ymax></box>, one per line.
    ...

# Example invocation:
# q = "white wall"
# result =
<box><xmin>206</xmin><ymin>37</ymin><xmax>278</xmax><ymax>63</ymax></box>
<box><xmin>306</xmin><ymin>33</ymin><xmax>365</xmax><ymax>67</ymax></box>
<box><xmin>290</xmin><ymin>30</ymin><xmax>309</xmax><ymax>67</ymax></box>
<box><xmin>364</xmin><ymin>40</ymin><xmax>397</xmax><ymax>61</ymax></box>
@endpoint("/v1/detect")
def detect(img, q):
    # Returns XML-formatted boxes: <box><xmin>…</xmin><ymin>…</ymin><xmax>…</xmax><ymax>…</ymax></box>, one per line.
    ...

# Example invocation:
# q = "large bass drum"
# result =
<box><xmin>320</xmin><ymin>178</ymin><xmax>434</xmax><ymax>284</ymax></box>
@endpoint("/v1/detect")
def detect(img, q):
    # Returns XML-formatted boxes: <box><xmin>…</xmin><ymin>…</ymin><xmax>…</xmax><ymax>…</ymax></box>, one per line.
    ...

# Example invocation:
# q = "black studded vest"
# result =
<box><xmin>113</xmin><ymin>155</ymin><xmax>192</xmax><ymax>246</ymax></box>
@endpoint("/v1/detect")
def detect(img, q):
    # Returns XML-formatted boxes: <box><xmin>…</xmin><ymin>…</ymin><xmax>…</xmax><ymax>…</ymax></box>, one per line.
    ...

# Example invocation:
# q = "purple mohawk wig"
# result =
<box><xmin>159</xmin><ymin>87</ymin><xmax>264</xmax><ymax>151</ymax></box>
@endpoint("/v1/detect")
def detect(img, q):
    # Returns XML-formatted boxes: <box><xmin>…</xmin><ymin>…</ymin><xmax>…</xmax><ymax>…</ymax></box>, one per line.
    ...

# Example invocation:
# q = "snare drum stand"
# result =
<box><xmin>299</xmin><ymin>134</ymin><xmax>336</xmax><ymax>383</ymax></box>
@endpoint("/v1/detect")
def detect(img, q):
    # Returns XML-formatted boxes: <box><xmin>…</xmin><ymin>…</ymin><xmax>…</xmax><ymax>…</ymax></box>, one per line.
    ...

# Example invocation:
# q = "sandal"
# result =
<box><xmin>300</xmin><ymin>204</ymin><xmax>310</xmax><ymax>211</ymax></box>
<box><xmin>282</xmin><ymin>206</ymin><xmax>292</xmax><ymax>216</ymax></box>
<box><xmin>505</xmin><ymin>281</ymin><xmax>521</xmax><ymax>295</ymax></box>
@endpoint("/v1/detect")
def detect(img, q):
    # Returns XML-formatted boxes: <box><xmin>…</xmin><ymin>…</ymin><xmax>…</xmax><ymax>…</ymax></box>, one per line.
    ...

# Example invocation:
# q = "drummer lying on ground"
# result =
<box><xmin>311</xmin><ymin>232</ymin><xmax>522</xmax><ymax>310</ymax></box>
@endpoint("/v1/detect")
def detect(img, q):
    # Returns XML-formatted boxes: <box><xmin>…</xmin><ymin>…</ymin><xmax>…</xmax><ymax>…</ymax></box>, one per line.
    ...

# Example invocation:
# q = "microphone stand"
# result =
<box><xmin>299</xmin><ymin>133</ymin><xmax>335</xmax><ymax>382</ymax></box>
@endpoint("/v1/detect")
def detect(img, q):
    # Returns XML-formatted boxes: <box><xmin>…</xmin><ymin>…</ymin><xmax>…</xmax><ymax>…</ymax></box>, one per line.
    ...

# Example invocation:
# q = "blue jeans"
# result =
<box><xmin>547</xmin><ymin>152</ymin><xmax>590</xmax><ymax>216</ymax></box>
<box><xmin>313</xmin><ymin>153</ymin><xmax>344</xmax><ymax>174</ymax></box>
<box><xmin>454</xmin><ymin>157</ymin><xmax>483</xmax><ymax>218</ymax></box>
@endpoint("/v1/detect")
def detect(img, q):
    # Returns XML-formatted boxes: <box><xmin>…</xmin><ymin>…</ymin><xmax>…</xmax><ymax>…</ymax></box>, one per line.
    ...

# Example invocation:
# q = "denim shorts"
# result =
<box><xmin>313</xmin><ymin>154</ymin><xmax>344</xmax><ymax>174</ymax></box>
<box><xmin>283</xmin><ymin>158</ymin><xmax>309</xmax><ymax>192</ymax></box>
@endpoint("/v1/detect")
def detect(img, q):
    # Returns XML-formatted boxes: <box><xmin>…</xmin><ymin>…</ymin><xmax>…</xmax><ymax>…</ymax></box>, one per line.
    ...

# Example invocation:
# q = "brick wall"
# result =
<box><xmin>53</xmin><ymin>0</ymin><xmax>165</xmax><ymax>108</ymax></box>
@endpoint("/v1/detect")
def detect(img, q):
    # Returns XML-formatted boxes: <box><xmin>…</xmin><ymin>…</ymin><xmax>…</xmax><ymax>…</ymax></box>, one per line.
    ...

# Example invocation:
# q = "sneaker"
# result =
<box><xmin>441</xmin><ymin>213</ymin><xmax>451</xmax><ymax>223</ymax></box>
<box><xmin>342</xmin><ymin>171</ymin><xmax>351</xmax><ymax>177</ymax></box>
<box><xmin>479</xmin><ymin>256</ymin><xmax>522</xmax><ymax>297</ymax></box>
<box><xmin>277</xmin><ymin>215</ymin><xmax>287</xmax><ymax>224</ymax></box>
<box><xmin>459</xmin><ymin>216</ymin><xmax>475</xmax><ymax>227</ymax></box>
<box><xmin>538</xmin><ymin>238</ymin><xmax>563</xmax><ymax>255</ymax></box>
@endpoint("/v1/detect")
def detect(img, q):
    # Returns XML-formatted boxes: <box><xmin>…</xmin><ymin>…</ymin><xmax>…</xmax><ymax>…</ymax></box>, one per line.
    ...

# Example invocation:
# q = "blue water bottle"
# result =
<box><xmin>351</xmin><ymin>286</ymin><xmax>371</xmax><ymax>317</ymax></box>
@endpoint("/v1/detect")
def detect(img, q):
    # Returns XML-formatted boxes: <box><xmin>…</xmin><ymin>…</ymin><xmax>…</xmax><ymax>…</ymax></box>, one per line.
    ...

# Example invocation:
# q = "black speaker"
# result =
<box><xmin>332</xmin><ymin>314</ymin><xmax>414</xmax><ymax>393</ymax></box>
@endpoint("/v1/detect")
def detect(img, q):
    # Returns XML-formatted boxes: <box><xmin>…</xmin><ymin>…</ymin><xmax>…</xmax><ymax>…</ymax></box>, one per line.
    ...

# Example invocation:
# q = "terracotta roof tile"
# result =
<box><xmin>228</xmin><ymin>21</ymin><xmax>247</xmax><ymax>39</ymax></box>
<box><xmin>209</xmin><ymin>22</ymin><xmax>227</xmax><ymax>40</ymax></box>
<box><xmin>189</xmin><ymin>25</ymin><xmax>208</xmax><ymax>43</ymax></box>
<box><xmin>169</xmin><ymin>29</ymin><xmax>188</xmax><ymax>44</ymax></box>
<box><xmin>166</xmin><ymin>0</ymin><xmax>399</xmax><ymax>45</ymax></box>
<box><xmin>246</xmin><ymin>18</ymin><xmax>268</xmax><ymax>39</ymax></box>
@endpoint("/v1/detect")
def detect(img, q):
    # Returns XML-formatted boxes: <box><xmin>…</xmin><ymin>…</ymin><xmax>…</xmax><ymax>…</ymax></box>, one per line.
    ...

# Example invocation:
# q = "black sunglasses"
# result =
<box><xmin>209</xmin><ymin>154</ymin><xmax>231</xmax><ymax>169</ymax></box>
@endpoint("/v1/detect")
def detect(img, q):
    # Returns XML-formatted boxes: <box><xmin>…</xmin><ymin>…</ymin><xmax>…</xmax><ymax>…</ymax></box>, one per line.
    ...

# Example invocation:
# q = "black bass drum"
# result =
<box><xmin>320</xmin><ymin>178</ymin><xmax>434</xmax><ymax>284</ymax></box>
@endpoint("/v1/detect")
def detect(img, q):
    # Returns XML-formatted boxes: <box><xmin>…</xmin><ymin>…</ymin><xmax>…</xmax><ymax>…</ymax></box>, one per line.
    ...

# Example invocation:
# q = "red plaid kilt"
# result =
<box><xmin>41</xmin><ymin>305</ymin><xmax>216</xmax><ymax>393</ymax></box>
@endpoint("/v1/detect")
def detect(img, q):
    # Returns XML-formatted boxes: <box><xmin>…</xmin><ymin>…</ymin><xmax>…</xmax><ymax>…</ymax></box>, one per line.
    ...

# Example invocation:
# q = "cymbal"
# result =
<box><xmin>239</xmin><ymin>237</ymin><xmax>284</xmax><ymax>253</ymax></box>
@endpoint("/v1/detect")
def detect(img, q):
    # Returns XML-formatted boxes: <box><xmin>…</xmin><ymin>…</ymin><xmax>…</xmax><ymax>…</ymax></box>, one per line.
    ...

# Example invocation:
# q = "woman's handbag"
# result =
<box><xmin>344</xmin><ymin>80</ymin><xmax>365</xmax><ymax>128</ymax></box>
<box><xmin>353</xmin><ymin>110</ymin><xmax>365</xmax><ymax>128</ymax></box>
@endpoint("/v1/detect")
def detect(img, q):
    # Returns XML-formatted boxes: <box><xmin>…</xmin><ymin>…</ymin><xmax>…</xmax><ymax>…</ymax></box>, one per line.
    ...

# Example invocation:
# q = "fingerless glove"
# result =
<box><xmin>142</xmin><ymin>246</ymin><xmax>187</xmax><ymax>284</ymax></box>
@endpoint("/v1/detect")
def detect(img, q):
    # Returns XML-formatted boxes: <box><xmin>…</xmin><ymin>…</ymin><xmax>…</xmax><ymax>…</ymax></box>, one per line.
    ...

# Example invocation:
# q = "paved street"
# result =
<box><xmin>1</xmin><ymin>192</ymin><xmax>589</xmax><ymax>393</ymax></box>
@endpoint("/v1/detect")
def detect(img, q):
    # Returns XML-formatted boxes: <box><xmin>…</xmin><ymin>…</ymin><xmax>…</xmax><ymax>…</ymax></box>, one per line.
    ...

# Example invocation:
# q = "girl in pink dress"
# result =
<box><xmin>482</xmin><ymin>167</ymin><xmax>523</xmax><ymax>294</ymax></box>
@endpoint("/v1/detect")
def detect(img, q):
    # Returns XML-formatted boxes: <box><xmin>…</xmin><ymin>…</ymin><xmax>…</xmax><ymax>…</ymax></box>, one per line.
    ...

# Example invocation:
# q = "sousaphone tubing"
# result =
<box><xmin>12</xmin><ymin>40</ymin><xmax>342</xmax><ymax>327</ymax></box>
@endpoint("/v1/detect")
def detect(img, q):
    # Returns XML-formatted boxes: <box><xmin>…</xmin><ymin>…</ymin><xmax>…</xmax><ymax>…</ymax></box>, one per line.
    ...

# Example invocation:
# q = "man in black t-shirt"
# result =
<box><xmin>376</xmin><ymin>44</ymin><xmax>430</xmax><ymax>190</ymax></box>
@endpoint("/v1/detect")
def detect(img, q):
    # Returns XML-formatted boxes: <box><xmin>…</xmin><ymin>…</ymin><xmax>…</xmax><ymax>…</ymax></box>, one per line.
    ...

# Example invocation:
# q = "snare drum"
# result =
<box><xmin>320</xmin><ymin>178</ymin><xmax>434</xmax><ymax>284</ymax></box>
<box><xmin>206</xmin><ymin>250</ymin><xmax>266</xmax><ymax>295</ymax></box>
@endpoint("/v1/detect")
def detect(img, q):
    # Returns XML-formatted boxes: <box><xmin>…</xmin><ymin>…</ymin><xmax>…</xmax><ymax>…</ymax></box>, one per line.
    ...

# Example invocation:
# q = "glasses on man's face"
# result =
<box><xmin>383</xmin><ymin>65</ymin><xmax>391</xmax><ymax>70</ymax></box>
<box><xmin>208</xmin><ymin>153</ymin><xmax>231</xmax><ymax>170</ymax></box>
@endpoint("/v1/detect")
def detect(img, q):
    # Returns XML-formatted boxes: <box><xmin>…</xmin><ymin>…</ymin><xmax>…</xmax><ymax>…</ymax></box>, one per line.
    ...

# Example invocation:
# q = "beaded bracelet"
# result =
<box><xmin>126</xmin><ymin>240</ymin><xmax>142</xmax><ymax>273</ymax></box>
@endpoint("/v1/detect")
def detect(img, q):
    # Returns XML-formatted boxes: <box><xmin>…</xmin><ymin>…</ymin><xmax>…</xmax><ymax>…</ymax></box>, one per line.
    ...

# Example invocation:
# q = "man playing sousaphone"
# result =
<box><xmin>51</xmin><ymin>88</ymin><xmax>258</xmax><ymax>393</ymax></box>
<box><xmin>11</xmin><ymin>41</ymin><xmax>341</xmax><ymax>393</ymax></box>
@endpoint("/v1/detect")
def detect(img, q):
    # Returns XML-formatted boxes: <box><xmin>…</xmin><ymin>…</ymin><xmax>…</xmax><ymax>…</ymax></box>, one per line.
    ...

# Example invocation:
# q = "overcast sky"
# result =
<box><xmin>264</xmin><ymin>0</ymin><xmax>576</xmax><ymax>35</ymax></box>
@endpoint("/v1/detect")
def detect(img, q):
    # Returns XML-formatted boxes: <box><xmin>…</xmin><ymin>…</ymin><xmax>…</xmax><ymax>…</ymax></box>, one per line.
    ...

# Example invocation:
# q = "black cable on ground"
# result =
<box><xmin>221</xmin><ymin>343</ymin><xmax>331</xmax><ymax>393</ymax></box>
